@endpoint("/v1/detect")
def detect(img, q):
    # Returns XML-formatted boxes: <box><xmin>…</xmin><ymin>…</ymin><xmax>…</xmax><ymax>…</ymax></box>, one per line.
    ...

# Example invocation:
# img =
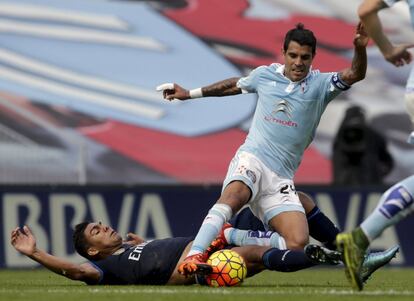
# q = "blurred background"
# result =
<box><xmin>0</xmin><ymin>0</ymin><xmax>413</xmax><ymax>268</ymax></box>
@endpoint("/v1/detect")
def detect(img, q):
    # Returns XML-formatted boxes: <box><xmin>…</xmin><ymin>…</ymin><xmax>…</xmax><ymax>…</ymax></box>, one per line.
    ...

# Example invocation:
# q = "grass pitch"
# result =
<box><xmin>0</xmin><ymin>268</ymin><xmax>413</xmax><ymax>301</ymax></box>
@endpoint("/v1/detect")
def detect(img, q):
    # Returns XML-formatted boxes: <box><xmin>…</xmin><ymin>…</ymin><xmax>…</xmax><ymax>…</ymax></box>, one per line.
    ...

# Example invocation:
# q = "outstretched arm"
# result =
<box><xmin>339</xmin><ymin>23</ymin><xmax>369</xmax><ymax>86</ymax></box>
<box><xmin>358</xmin><ymin>0</ymin><xmax>414</xmax><ymax>66</ymax></box>
<box><xmin>156</xmin><ymin>77</ymin><xmax>242</xmax><ymax>101</ymax></box>
<box><xmin>11</xmin><ymin>226</ymin><xmax>100</xmax><ymax>283</ymax></box>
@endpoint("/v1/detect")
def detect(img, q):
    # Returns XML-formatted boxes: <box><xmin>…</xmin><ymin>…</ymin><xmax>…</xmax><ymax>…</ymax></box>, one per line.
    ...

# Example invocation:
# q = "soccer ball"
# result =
<box><xmin>205</xmin><ymin>249</ymin><xmax>247</xmax><ymax>287</ymax></box>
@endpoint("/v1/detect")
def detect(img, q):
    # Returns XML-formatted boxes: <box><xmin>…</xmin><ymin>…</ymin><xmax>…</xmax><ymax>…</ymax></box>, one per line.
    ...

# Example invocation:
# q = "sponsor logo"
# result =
<box><xmin>267</xmin><ymin>99</ymin><xmax>297</xmax><ymax>127</ymax></box>
<box><xmin>272</xmin><ymin>99</ymin><xmax>293</xmax><ymax>119</ymax></box>
<box><xmin>264</xmin><ymin>116</ymin><xmax>298</xmax><ymax>127</ymax></box>
<box><xmin>281</xmin><ymin>250</ymin><xmax>291</xmax><ymax>261</ymax></box>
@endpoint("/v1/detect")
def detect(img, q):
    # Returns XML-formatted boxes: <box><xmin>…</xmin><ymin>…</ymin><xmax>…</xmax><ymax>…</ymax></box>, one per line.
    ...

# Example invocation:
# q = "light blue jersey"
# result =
<box><xmin>237</xmin><ymin>63</ymin><xmax>348</xmax><ymax>179</ymax></box>
<box><xmin>384</xmin><ymin>0</ymin><xmax>414</xmax><ymax>91</ymax></box>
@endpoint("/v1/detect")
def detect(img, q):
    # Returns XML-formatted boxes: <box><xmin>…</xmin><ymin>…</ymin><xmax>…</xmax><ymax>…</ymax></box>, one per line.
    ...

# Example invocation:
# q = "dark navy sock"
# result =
<box><xmin>262</xmin><ymin>248</ymin><xmax>315</xmax><ymax>272</ymax></box>
<box><xmin>307</xmin><ymin>206</ymin><xmax>340</xmax><ymax>250</ymax></box>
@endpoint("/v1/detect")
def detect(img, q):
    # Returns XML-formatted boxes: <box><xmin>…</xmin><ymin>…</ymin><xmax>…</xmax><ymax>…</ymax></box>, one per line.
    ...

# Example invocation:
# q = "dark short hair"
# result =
<box><xmin>73</xmin><ymin>222</ymin><xmax>94</xmax><ymax>260</ymax></box>
<box><xmin>283</xmin><ymin>23</ymin><xmax>317</xmax><ymax>55</ymax></box>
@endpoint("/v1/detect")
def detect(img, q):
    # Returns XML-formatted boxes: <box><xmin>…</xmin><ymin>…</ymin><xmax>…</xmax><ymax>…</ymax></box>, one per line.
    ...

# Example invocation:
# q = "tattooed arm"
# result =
<box><xmin>338</xmin><ymin>23</ymin><xmax>368</xmax><ymax>86</ymax></box>
<box><xmin>202</xmin><ymin>77</ymin><xmax>242</xmax><ymax>97</ymax></box>
<box><xmin>156</xmin><ymin>77</ymin><xmax>242</xmax><ymax>101</ymax></box>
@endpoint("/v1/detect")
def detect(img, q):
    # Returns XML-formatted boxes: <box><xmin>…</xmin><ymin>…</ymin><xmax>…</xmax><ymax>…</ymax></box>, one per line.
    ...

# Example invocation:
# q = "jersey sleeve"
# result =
<box><xmin>87</xmin><ymin>259</ymin><xmax>124</xmax><ymax>285</ymax></box>
<box><xmin>320</xmin><ymin>72</ymin><xmax>351</xmax><ymax>104</ymax></box>
<box><xmin>236</xmin><ymin>66</ymin><xmax>266</xmax><ymax>93</ymax></box>
<box><xmin>382</xmin><ymin>0</ymin><xmax>400</xmax><ymax>7</ymax></box>
<box><xmin>85</xmin><ymin>262</ymin><xmax>104</xmax><ymax>285</ymax></box>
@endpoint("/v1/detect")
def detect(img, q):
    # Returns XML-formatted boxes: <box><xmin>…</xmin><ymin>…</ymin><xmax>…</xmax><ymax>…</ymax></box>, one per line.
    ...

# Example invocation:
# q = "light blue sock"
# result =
<box><xmin>188</xmin><ymin>204</ymin><xmax>232</xmax><ymax>257</ymax></box>
<box><xmin>226</xmin><ymin>228</ymin><xmax>286</xmax><ymax>249</ymax></box>
<box><xmin>361</xmin><ymin>177</ymin><xmax>414</xmax><ymax>241</ymax></box>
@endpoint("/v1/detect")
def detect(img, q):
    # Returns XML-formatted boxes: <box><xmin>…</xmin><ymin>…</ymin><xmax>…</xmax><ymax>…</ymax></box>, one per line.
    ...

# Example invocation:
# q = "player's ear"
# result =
<box><xmin>87</xmin><ymin>247</ymin><xmax>99</xmax><ymax>257</ymax></box>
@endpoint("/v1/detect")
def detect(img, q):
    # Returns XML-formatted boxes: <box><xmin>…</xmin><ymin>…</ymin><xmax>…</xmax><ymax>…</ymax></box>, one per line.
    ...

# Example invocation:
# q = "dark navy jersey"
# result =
<box><xmin>89</xmin><ymin>237</ymin><xmax>193</xmax><ymax>285</ymax></box>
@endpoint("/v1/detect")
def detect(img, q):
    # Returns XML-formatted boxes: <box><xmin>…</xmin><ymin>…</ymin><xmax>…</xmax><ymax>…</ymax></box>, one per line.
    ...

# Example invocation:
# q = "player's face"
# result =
<box><xmin>282</xmin><ymin>41</ymin><xmax>314</xmax><ymax>82</ymax></box>
<box><xmin>84</xmin><ymin>222</ymin><xmax>123</xmax><ymax>250</ymax></box>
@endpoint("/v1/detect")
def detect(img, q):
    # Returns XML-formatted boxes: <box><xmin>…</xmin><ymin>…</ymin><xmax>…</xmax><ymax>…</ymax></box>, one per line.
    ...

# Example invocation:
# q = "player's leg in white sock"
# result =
<box><xmin>188</xmin><ymin>180</ymin><xmax>252</xmax><ymax>258</ymax></box>
<box><xmin>187</xmin><ymin>203</ymin><xmax>233</xmax><ymax>256</ymax></box>
<box><xmin>360</xmin><ymin>175</ymin><xmax>414</xmax><ymax>241</ymax></box>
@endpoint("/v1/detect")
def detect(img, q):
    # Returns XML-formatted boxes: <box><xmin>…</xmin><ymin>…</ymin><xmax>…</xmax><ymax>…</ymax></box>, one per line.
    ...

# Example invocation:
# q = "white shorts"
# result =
<box><xmin>222</xmin><ymin>151</ymin><xmax>305</xmax><ymax>228</ymax></box>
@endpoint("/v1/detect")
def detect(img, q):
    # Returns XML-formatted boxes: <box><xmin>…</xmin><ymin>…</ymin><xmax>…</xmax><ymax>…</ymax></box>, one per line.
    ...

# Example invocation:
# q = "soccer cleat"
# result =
<box><xmin>206</xmin><ymin>223</ymin><xmax>232</xmax><ymax>255</ymax></box>
<box><xmin>304</xmin><ymin>244</ymin><xmax>341</xmax><ymax>265</ymax></box>
<box><xmin>177</xmin><ymin>253</ymin><xmax>212</xmax><ymax>276</ymax></box>
<box><xmin>336</xmin><ymin>232</ymin><xmax>366</xmax><ymax>291</ymax></box>
<box><xmin>360</xmin><ymin>245</ymin><xmax>399</xmax><ymax>283</ymax></box>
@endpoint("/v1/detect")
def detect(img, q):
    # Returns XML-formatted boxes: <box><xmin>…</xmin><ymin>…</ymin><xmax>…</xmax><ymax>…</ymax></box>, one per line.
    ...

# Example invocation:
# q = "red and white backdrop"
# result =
<box><xmin>0</xmin><ymin>0</ymin><xmax>412</xmax><ymax>185</ymax></box>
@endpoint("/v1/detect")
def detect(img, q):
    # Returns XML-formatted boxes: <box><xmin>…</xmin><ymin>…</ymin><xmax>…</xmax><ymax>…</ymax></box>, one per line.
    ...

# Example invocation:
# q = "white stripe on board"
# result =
<box><xmin>0</xmin><ymin>66</ymin><xmax>164</xmax><ymax>119</ymax></box>
<box><xmin>0</xmin><ymin>3</ymin><xmax>128</xmax><ymax>30</ymax></box>
<box><xmin>0</xmin><ymin>19</ymin><xmax>165</xmax><ymax>50</ymax></box>
<box><xmin>0</xmin><ymin>48</ymin><xmax>163</xmax><ymax>102</ymax></box>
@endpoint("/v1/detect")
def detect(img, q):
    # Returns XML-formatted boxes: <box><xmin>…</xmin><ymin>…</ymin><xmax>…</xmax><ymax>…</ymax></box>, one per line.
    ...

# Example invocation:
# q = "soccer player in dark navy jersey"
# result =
<box><xmin>14</xmin><ymin>220</ymin><xmax>329</xmax><ymax>286</ymax></box>
<box><xmin>87</xmin><ymin>236</ymin><xmax>195</xmax><ymax>285</ymax></box>
<box><xmin>11</xmin><ymin>222</ymin><xmax>198</xmax><ymax>285</ymax></box>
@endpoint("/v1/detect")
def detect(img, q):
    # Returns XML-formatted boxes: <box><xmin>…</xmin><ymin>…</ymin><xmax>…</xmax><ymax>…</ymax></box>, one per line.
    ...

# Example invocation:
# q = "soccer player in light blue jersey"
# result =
<box><xmin>336</xmin><ymin>0</ymin><xmax>414</xmax><ymax>291</ymax></box>
<box><xmin>157</xmin><ymin>23</ymin><xmax>369</xmax><ymax>276</ymax></box>
<box><xmin>358</xmin><ymin>0</ymin><xmax>414</xmax><ymax>143</ymax></box>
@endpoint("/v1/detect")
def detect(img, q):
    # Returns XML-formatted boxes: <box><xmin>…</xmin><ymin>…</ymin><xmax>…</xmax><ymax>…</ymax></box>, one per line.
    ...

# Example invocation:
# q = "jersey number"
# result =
<box><xmin>280</xmin><ymin>184</ymin><xmax>297</xmax><ymax>195</ymax></box>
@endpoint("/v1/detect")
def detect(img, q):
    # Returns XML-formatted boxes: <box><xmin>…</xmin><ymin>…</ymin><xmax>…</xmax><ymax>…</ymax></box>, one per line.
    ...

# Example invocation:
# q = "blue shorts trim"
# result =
<box><xmin>264</xmin><ymin>204</ymin><xmax>305</xmax><ymax>225</ymax></box>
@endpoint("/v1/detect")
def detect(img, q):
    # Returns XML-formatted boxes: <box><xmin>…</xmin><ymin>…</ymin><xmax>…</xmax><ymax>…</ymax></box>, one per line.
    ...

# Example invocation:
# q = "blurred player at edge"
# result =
<box><xmin>336</xmin><ymin>0</ymin><xmax>414</xmax><ymax>291</ymax></box>
<box><xmin>337</xmin><ymin>175</ymin><xmax>414</xmax><ymax>290</ymax></box>
<box><xmin>361</xmin><ymin>0</ymin><xmax>414</xmax><ymax>143</ymax></box>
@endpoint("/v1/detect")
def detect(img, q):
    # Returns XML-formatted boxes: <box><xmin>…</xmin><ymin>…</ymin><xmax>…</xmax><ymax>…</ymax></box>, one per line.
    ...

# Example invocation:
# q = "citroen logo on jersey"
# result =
<box><xmin>272</xmin><ymin>99</ymin><xmax>293</xmax><ymax>119</ymax></box>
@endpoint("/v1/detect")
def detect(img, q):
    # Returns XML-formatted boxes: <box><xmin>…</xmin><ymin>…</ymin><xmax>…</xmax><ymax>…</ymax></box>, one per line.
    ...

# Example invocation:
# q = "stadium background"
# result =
<box><xmin>0</xmin><ymin>0</ymin><xmax>413</xmax><ymax>269</ymax></box>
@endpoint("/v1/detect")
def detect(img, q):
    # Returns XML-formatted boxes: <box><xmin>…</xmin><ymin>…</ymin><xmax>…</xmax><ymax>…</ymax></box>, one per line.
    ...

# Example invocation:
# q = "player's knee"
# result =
<box><xmin>284</xmin><ymin>234</ymin><xmax>309</xmax><ymax>250</ymax></box>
